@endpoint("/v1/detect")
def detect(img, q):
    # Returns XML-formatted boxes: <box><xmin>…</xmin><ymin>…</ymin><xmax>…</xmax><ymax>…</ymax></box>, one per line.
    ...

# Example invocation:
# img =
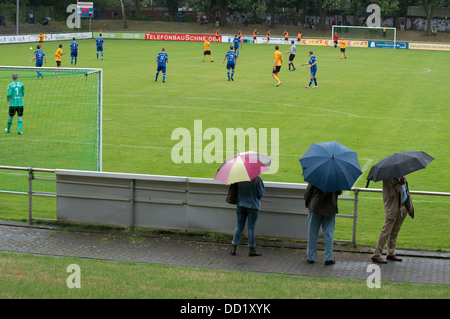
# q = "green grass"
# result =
<box><xmin>1</xmin><ymin>252</ymin><xmax>448</xmax><ymax>299</ymax></box>
<box><xmin>0</xmin><ymin>39</ymin><xmax>449</xmax><ymax>253</ymax></box>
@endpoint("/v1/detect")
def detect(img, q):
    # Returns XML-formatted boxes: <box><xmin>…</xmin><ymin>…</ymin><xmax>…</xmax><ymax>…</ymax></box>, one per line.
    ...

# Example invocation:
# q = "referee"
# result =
<box><xmin>287</xmin><ymin>40</ymin><xmax>297</xmax><ymax>71</ymax></box>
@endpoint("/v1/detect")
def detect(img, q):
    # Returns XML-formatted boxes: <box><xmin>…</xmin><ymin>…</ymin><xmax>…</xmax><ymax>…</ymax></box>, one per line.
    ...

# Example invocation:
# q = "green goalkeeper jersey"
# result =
<box><xmin>7</xmin><ymin>81</ymin><xmax>25</xmax><ymax>107</ymax></box>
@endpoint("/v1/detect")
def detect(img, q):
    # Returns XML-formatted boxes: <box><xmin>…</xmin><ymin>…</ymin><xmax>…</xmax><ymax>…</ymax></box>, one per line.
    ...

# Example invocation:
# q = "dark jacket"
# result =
<box><xmin>304</xmin><ymin>184</ymin><xmax>341</xmax><ymax>216</ymax></box>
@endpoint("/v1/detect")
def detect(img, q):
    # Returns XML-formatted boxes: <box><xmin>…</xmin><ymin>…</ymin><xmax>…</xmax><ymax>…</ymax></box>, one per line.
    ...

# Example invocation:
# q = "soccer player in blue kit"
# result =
<box><xmin>155</xmin><ymin>47</ymin><xmax>169</xmax><ymax>83</ymax></box>
<box><xmin>95</xmin><ymin>34</ymin><xmax>104</xmax><ymax>60</ymax></box>
<box><xmin>302</xmin><ymin>50</ymin><xmax>318</xmax><ymax>88</ymax></box>
<box><xmin>29</xmin><ymin>45</ymin><xmax>46</xmax><ymax>79</ymax></box>
<box><xmin>232</xmin><ymin>34</ymin><xmax>240</xmax><ymax>57</ymax></box>
<box><xmin>222</xmin><ymin>46</ymin><xmax>237</xmax><ymax>81</ymax></box>
<box><xmin>70</xmin><ymin>38</ymin><xmax>79</xmax><ymax>66</ymax></box>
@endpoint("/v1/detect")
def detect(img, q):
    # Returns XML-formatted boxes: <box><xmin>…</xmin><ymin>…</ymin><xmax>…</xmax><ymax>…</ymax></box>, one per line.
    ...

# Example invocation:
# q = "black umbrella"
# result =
<box><xmin>366</xmin><ymin>150</ymin><xmax>434</xmax><ymax>187</ymax></box>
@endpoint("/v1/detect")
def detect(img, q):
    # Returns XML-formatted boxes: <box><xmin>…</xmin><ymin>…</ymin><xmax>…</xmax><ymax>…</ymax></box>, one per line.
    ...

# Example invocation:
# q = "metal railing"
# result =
<box><xmin>1</xmin><ymin>165</ymin><xmax>449</xmax><ymax>246</ymax></box>
<box><xmin>0</xmin><ymin>165</ymin><xmax>56</xmax><ymax>223</ymax></box>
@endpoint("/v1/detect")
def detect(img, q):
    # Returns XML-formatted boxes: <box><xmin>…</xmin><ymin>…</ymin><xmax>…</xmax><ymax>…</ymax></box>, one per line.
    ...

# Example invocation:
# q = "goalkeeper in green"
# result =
<box><xmin>5</xmin><ymin>73</ymin><xmax>25</xmax><ymax>135</ymax></box>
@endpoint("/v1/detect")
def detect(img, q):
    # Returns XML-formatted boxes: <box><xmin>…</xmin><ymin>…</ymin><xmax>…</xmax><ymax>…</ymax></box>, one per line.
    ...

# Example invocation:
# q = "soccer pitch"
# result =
<box><xmin>0</xmin><ymin>38</ymin><xmax>449</xmax><ymax>249</ymax></box>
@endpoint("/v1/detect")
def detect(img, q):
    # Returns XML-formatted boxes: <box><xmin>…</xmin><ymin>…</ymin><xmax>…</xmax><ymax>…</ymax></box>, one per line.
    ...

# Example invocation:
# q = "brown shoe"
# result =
<box><xmin>371</xmin><ymin>256</ymin><xmax>387</xmax><ymax>264</ymax></box>
<box><xmin>387</xmin><ymin>254</ymin><xmax>403</xmax><ymax>261</ymax></box>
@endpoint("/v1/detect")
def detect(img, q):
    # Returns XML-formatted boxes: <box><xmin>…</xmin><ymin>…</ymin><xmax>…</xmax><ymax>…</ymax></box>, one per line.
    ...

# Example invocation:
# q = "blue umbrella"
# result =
<box><xmin>300</xmin><ymin>141</ymin><xmax>362</xmax><ymax>193</ymax></box>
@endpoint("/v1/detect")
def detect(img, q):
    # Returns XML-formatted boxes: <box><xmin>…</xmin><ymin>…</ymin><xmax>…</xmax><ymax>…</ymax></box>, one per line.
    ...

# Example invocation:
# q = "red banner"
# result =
<box><xmin>145</xmin><ymin>33</ymin><xmax>221</xmax><ymax>42</ymax></box>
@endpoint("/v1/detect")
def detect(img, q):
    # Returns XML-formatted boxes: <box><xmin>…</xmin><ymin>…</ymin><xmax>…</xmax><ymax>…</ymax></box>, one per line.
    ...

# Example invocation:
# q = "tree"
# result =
<box><xmin>120</xmin><ymin>0</ymin><xmax>128</xmax><ymax>28</ymax></box>
<box><xmin>218</xmin><ymin>0</ymin><xmax>229</xmax><ymax>26</ymax></box>
<box><xmin>421</xmin><ymin>0</ymin><xmax>449</xmax><ymax>35</ymax></box>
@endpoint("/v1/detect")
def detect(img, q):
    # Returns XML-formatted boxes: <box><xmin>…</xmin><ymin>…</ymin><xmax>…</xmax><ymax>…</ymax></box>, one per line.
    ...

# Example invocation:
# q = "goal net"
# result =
<box><xmin>332</xmin><ymin>25</ymin><xmax>396</xmax><ymax>45</ymax></box>
<box><xmin>0</xmin><ymin>66</ymin><xmax>102</xmax><ymax>193</ymax></box>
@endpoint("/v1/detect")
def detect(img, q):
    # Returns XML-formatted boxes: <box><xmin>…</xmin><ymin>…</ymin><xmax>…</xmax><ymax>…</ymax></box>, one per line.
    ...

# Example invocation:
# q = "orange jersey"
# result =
<box><xmin>204</xmin><ymin>40</ymin><xmax>211</xmax><ymax>51</ymax></box>
<box><xmin>37</xmin><ymin>34</ymin><xmax>48</xmax><ymax>42</ymax></box>
<box><xmin>297</xmin><ymin>33</ymin><xmax>302</xmax><ymax>39</ymax></box>
<box><xmin>267</xmin><ymin>31</ymin><xmax>270</xmax><ymax>38</ymax></box>
<box><xmin>55</xmin><ymin>48</ymin><xmax>63</xmax><ymax>61</ymax></box>
<box><xmin>216</xmin><ymin>30</ymin><xmax>219</xmax><ymax>36</ymax></box>
<box><xmin>340</xmin><ymin>40</ymin><xmax>347</xmax><ymax>48</ymax></box>
<box><xmin>253</xmin><ymin>30</ymin><xmax>257</xmax><ymax>37</ymax></box>
<box><xmin>274</xmin><ymin>50</ymin><xmax>282</xmax><ymax>66</ymax></box>
<box><xmin>284</xmin><ymin>32</ymin><xmax>288</xmax><ymax>38</ymax></box>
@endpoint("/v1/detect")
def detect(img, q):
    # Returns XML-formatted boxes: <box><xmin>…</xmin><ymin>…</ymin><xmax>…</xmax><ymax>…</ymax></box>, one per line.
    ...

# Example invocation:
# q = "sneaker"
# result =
<box><xmin>305</xmin><ymin>86</ymin><xmax>310</xmax><ymax>88</ymax></box>
<box><xmin>313</xmin><ymin>85</ymin><xmax>318</xmax><ymax>88</ymax></box>
<box><xmin>275</xmin><ymin>82</ymin><xmax>282</xmax><ymax>87</ymax></box>
<box><xmin>4</xmin><ymin>128</ymin><xmax>10</xmax><ymax>133</ymax></box>
<box><xmin>231</xmin><ymin>77</ymin><xmax>234</xmax><ymax>81</ymax></box>
<box><xmin>292</xmin><ymin>68</ymin><xmax>296</xmax><ymax>71</ymax></box>
<box><xmin>18</xmin><ymin>131</ymin><xmax>23</xmax><ymax>135</ymax></box>
<box><xmin>325</xmin><ymin>260</ymin><xmax>335</xmax><ymax>266</ymax></box>
<box><xmin>162</xmin><ymin>80</ymin><xmax>165</xmax><ymax>83</ymax></box>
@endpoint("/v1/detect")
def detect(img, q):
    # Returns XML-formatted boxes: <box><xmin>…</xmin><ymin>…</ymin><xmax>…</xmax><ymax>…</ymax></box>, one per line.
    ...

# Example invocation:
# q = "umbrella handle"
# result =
<box><xmin>365</xmin><ymin>180</ymin><xmax>370</xmax><ymax>188</ymax></box>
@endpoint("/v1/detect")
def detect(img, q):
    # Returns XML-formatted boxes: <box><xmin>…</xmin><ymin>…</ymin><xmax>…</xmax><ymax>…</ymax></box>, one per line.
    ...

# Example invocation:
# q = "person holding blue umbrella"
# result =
<box><xmin>304</xmin><ymin>184</ymin><xmax>341</xmax><ymax>265</ymax></box>
<box><xmin>300</xmin><ymin>141</ymin><xmax>362</xmax><ymax>265</ymax></box>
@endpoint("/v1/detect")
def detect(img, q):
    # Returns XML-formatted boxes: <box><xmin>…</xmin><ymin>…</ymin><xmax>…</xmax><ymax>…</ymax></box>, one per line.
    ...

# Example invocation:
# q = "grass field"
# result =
<box><xmin>1</xmin><ymin>252</ymin><xmax>448</xmax><ymax>299</ymax></box>
<box><xmin>0</xmin><ymin>38</ymin><xmax>449</xmax><ymax>252</ymax></box>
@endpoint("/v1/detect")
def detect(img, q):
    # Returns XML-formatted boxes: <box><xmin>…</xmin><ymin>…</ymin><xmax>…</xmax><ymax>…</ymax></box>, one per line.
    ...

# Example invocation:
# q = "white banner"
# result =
<box><xmin>0</xmin><ymin>32</ymin><xmax>92</xmax><ymax>45</ymax></box>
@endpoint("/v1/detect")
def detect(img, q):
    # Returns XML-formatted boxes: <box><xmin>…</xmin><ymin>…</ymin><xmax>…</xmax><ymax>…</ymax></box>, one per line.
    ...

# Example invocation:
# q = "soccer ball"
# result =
<box><xmin>30</xmin><ymin>47</ymin><xmax>32</xmax><ymax>50</ymax></box>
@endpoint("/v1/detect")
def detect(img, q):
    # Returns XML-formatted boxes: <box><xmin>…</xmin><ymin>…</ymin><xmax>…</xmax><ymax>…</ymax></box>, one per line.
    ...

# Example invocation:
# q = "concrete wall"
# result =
<box><xmin>56</xmin><ymin>169</ymin><xmax>311</xmax><ymax>239</ymax></box>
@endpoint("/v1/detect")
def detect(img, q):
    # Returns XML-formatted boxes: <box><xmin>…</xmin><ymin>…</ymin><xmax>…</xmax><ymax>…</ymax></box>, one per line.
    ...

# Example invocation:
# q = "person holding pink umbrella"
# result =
<box><xmin>230</xmin><ymin>175</ymin><xmax>265</xmax><ymax>257</ymax></box>
<box><xmin>214</xmin><ymin>151</ymin><xmax>270</xmax><ymax>257</ymax></box>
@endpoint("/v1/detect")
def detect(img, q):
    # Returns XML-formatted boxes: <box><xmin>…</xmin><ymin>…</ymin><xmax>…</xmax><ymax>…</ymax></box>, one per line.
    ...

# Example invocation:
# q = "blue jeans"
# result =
<box><xmin>232</xmin><ymin>206</ymin><xmax>259</xmax><ymax>247</ymax></box>
<box><xmin>307</xmin><ymin>211</ymin><xmax>335</xmax><ymax>262</ymax></box>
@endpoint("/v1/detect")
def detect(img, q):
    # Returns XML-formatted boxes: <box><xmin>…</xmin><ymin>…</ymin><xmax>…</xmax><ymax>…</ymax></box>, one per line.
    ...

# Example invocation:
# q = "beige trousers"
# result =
<box><xmin>372</xmin><ymin>205</ymin><xmax>407</xmax><ymax>258</ymax></box>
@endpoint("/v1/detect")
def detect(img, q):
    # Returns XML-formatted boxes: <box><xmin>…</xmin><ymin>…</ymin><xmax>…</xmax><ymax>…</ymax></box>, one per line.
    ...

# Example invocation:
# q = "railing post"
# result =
<box><xmin>129</xmin><ymin>179</ymin><xmax>135</xmax><ymax>231</ymax></box>
<box><xmin>352</xmin><ymin>188</ymin><xmax>359</xmax><ymax>246</ymax></box>
<box><xmin>28</xmin><ymin>167</ymin><xmax>34</xmax><ymax>224</ymax></box>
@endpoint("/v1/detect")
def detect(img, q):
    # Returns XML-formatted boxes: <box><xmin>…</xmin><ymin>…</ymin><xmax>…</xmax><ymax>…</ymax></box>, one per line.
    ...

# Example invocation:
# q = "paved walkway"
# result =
<box><xmin>0</xmin><ymin>221</ymin><xmax>448</xmax><ymax>285</ymax></box>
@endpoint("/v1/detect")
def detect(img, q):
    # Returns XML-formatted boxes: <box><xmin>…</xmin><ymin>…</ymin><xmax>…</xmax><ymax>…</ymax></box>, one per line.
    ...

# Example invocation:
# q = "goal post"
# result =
<box><xmin>0</xmin><ymin>66</ymin><xmax>102</xmax><ymax>193</ymax></box>
<box><xmin>332</xmin><ymin>25</ymin><xmax>396</xmax><ymax>48</ymax></box>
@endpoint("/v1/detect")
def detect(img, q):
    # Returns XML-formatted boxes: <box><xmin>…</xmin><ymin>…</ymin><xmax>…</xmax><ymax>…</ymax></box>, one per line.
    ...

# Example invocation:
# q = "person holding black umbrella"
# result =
<box><xmin>371</xmin><ymin>176</ymin><xmax>408</xmax><ymax>263</ymax></box>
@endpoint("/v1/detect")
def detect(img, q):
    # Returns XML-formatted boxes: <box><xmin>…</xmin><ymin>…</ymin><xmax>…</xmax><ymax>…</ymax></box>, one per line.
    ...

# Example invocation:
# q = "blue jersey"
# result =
<box><xmin>96</xmin><ymin>37</ymin><xmax>104</xmax><ymax>47</ymax></box>
<box><xmin>34</xmin><ymin>50</ymin><xmax>45</xmax><ymax>63</ymax></box>
<box><xmin>156</xmin><ymin>52</ymin><xmax>168</xmax><ymax>66</ymax></box>
<box><xmin>225</xmin><ymin>50</ymin><xmax>237</xmax><ymax>65</ymax></box>
<box><xmin>233</xmin><ymin>37</ymin><xmax>240</xmax><ymax>49</ymax></box>
<box><xmin>70</xmin><ymin>41</ymin><xmax>79</xmax><ymax>53</ymax></box>
<box><xmin>309</xmin><ymin>55</ymin><xmax>317</xmax><ymax>71</ymax></box>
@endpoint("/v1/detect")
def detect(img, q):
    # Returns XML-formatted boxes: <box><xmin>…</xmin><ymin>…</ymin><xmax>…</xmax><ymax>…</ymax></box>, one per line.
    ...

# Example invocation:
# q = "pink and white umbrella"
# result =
<box><xmin>214</xmin><ymin>151</ymin><xmax>272</xmax><ymax>185</ymax></box>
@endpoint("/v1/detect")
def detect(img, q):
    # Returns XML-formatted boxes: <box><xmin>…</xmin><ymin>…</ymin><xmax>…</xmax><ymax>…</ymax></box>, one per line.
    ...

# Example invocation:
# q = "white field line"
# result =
<box><xmin>105</xmin><ymin>96</ymin><xmax>450</xmax><ymax>123</ymax></box>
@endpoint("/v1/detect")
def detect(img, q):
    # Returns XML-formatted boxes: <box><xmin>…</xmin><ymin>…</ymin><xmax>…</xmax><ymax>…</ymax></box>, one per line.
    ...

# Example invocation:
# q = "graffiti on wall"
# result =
<box><xmin>223</xmin><ymin>11</ymin><xmax>450</xmax><ymax>32</ymax></box>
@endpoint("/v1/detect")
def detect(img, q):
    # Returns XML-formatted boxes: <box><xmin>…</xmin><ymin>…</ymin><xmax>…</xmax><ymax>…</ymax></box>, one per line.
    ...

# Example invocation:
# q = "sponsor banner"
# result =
<box><xmin>368</xmin><ymin>41</ymin><xmax>409</xmax><ymax>49</ymax></box>
<box><xmin>223</xmin><ymin>36</ymin><xmax>292</xmax><ymax>45</ymax></box>
<box><xmin>145</xmin><ymin>33</ymin><xmax>221</xmax><ymax>42</ymax></box>
<box><xmin>0</xmin><ymin>32</ymin><xmax>92</xmax><ymax>44</ymax></box>
<box><xmin>93</xmin><ymin>32</ymin><xmax>144</xmax><ymax>40</ymax></box>
<box><xmin>301</xmin><ymin>38</ymin><xmax>368</xmax><ymax>47</ymax></box>
<box><xmin>301</xmin><ymin>38</ymin><xmax>332</xmax><ymax>46</ymax></box>
<box><xmin>409</xmin><ymin>42</ymin><xmax>450</xmax><ymax>51</ymax></box>
<box><xmin>343</xmin><ymin>40</ymin><xmax>368</xmax><ymax>48</ymax></box>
